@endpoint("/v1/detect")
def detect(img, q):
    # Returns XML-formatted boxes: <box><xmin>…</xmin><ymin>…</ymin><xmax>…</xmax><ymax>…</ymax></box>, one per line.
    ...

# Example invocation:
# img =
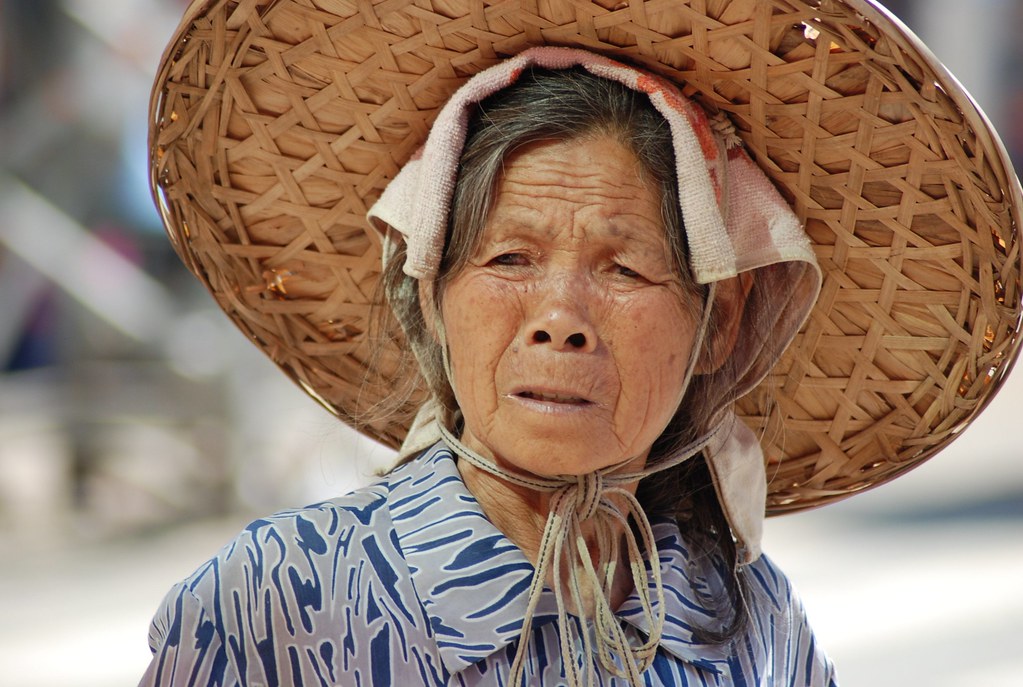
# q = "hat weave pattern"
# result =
<box><xmin>150</xmin><ymin>0</ymin><xmax>1022</xmax><ymax>513</ymax></box>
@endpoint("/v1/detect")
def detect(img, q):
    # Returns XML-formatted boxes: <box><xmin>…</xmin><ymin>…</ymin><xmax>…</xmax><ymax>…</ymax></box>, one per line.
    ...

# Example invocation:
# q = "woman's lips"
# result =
<box><xmin>515</xmin><ymin>390</ymin><xmax>591</xmax><ymax>405</ymax></box>
<box><xmin>506</xmin><ymin>385</ymin><xmax>603</xmax><ymax>414</ymax></box>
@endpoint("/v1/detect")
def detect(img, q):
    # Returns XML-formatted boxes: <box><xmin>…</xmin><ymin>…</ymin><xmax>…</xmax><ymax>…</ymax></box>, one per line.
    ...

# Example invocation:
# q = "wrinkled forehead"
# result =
<box><xmin>437</xmin><ymin>76</ymin><xmax>690</xmax><ymax>282</ymax></box>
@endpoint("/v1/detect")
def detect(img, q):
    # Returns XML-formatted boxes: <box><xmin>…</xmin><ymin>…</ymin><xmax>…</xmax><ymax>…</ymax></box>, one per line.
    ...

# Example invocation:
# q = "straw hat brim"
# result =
<box><xmin>149</xmin><ymin>0</ymin><xmax>1022</xmax><ymax>514</ymax></box>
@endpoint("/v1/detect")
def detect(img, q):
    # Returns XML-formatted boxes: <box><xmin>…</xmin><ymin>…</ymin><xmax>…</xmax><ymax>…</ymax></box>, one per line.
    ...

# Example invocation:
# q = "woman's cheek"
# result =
<box><xmin>445</xmin><ymin>278</ymin><xmax>522</xmax><ymax>414</ymax></box>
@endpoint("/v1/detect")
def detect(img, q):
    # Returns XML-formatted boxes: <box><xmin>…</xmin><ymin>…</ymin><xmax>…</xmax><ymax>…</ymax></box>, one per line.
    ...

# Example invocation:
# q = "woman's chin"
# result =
<box><xmin>462</xmin><ymin>399</ymin><xmax>653</xmax><ymax>477</ymax></box>
<box><xmin>482</xmin><ymin>431</ymin><xmax>643</xmax><ymax>478</ymax></box>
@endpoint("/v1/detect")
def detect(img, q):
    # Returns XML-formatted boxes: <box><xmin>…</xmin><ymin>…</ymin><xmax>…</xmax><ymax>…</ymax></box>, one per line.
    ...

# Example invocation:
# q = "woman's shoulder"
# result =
<box><xmin>166</xmin><ymin>478</ymin><xmax>394</xmax><ymax>600</ymax></box>
<box><xmin>743</xmin><ymin>550</ymin><xmax>801</xmax><ymax>613</ymax></box>
<box><xmin>142</xmin><ymin>454</ymin><xmax>453</xmax><ymax>684</ymax></box>
<box><xmin>739</xmin><ymin>551</ymin><xmax>838</xmax><ymax>684</ymax></box>
<box><xmin>148</xmin><ymin>455</ymin><xmax>442</xmax><ymax>631</ymax></box>
<box><xmin>174</xmin><ymin>444</ymin><xmax>460</xmax><ymax>595</ymax></box>
<box><xmin>234</xmin><ymin>477</ymin><xmax>393</xmax><ymax>551</ymax></box>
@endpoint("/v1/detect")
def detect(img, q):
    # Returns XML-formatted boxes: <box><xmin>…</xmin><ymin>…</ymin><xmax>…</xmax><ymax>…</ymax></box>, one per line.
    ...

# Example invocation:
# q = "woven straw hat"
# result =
<box><xmin>150</xmin><ymin>0</ymin><xmax>1022</xmax><ymax>515</ymax></box>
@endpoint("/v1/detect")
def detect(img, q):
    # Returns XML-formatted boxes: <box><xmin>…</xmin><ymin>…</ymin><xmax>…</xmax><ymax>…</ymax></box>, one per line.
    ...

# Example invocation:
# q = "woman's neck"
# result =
<box><xmin>458</xmin><ymin>458</ymin><xmax>552</xmax><ymax>559</ymax></box>
<box><xmin>456</xmin><ymin>455</ymin><xmax>644</xmax><ymax>611</ymax></box>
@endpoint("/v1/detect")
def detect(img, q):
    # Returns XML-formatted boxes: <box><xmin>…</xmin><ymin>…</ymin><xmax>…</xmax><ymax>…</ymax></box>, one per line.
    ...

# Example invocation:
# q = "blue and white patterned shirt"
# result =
<box><xmin>141</xmin><ymin>442</ymin><xmax>837</xmax><ymax>686</ymax></box>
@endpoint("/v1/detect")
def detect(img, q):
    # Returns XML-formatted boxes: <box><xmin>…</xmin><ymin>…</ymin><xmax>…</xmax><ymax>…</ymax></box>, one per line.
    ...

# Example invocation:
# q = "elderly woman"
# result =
<box><xmin>145</xmin><ymin>49</ymin><xmax>828</xmax><ymax>686</ymax></box>
<box><xmin>143</xmin><ymin>1</ymin><xmax>1022</xmax><ymax>686</ymax></box>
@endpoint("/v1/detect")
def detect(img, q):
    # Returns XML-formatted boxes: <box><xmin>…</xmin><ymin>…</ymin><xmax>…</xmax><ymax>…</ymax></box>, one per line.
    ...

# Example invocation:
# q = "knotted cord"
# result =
<box><xmin>438</xmin><ymin>422</ymin><xmax>723</xmax><ymax>685</ymax></box>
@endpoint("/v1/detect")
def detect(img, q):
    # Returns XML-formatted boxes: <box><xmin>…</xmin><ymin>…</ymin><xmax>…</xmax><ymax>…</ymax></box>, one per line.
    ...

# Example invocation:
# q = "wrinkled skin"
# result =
<box><xmin>440</xmin><ymin>136</ymin><xmax>700</xmax><ymax>482</ymax></box>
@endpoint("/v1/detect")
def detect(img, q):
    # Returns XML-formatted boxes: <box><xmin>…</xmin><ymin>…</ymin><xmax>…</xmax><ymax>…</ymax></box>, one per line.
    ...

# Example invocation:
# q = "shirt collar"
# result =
<box><xmin>387</xmin><ymin>442</ymin><xmax>732</xmax><ymax>677</ymax></box>
<box><xmin>616</xmin><ymin>527</ymin><xmax>733</xmax><ymax>673</ymax></box>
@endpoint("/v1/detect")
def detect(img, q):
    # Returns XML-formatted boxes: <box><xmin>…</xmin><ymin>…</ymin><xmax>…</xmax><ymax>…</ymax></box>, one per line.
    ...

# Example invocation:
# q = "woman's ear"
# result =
<box><xmin>695</xmin><ymin>273</ymin><xmax>753</xmax><ymax>375</ymax></box>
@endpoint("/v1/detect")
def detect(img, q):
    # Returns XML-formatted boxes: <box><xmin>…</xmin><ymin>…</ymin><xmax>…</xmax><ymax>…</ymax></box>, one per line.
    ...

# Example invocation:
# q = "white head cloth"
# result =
<box><xmin>368</xmin><ymin>47</ymin><xmax>822</xmax><ymax>684</ymax></box>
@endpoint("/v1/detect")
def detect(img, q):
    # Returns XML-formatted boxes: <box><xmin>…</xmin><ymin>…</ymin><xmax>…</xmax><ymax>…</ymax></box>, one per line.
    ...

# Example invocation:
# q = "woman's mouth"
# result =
<box><xmin>515</xmin><ymin>390</ymin><xmax>592</xmax><ymax>405</ymax></box>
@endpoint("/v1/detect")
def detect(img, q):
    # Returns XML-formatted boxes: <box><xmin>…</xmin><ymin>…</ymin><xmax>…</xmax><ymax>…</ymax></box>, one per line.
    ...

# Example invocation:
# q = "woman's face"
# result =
<box><xmin>439</xmin><ymin>135</ymin><xmax>700</xmax><ymax>476</ymax></box>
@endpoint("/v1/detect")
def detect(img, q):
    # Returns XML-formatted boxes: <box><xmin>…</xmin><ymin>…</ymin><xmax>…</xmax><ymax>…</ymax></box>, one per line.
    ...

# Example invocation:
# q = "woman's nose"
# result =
<box><xmin>523</xmin><ymin>286</ymin><xmax>598</xmax><ymax>353</ymax></box>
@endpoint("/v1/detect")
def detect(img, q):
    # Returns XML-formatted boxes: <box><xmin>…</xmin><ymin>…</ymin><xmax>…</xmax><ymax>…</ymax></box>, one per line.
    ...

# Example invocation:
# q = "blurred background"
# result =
<box><xmin>0</xmin><ymin>1</ymin><xmax>1020</xmax><ymax>685</ymax></box>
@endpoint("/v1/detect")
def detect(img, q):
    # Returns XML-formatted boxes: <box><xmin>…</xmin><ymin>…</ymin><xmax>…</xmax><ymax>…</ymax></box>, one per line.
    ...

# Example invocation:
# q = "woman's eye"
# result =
<box><xmin>615</xmin><ymin>264</ymin><xmax>642</xmax><ymax>279</ymax></box>
<box><xmin>490</xmin><ymin>252</ymin><xmax>528</xmax><ymax>267</ymax></box>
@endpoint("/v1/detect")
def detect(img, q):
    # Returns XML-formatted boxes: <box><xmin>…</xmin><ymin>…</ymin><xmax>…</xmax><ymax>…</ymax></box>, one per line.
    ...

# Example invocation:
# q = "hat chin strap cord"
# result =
<box><xmin>437</xmin><ymin>422</ymin><xmax>721</xmax><ymax>686</ymax></box>
<box><xmin>435</xmin><ymin>285</ymin><xmax>721</xmax><ymax>686</ymax></box>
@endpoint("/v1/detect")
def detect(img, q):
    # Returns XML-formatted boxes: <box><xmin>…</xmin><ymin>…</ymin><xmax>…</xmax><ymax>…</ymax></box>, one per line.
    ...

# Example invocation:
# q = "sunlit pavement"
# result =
<box><xmin>1</xmin><ymin>365</ymin><xmax>1020</xmax><ymax>687</ymax></box>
